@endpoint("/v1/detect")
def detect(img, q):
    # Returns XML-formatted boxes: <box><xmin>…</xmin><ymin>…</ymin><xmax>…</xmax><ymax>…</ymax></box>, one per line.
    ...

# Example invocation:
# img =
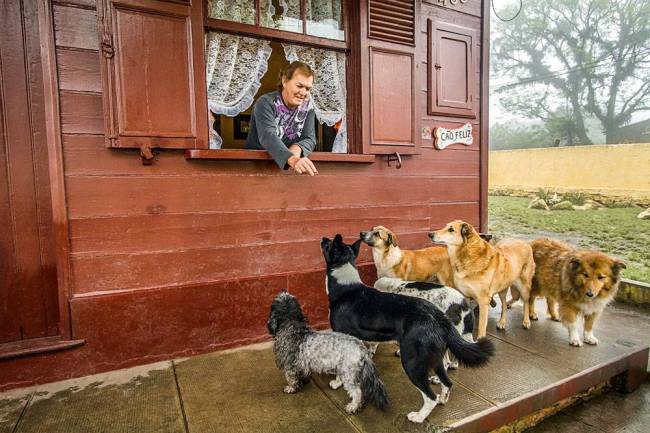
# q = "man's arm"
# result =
<box><xmin>293</xmin><ymin>110</ymin><xmax>317</xmax><ymax>157</ymax></box>
<box><xmin>253</xmin><ymin>99</ymin><xmax>294</xmax><ymax>169</ymax></box>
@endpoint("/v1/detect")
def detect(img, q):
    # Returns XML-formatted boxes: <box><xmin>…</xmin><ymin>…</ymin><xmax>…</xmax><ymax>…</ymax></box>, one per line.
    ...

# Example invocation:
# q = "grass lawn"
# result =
<box><xmin>488</xmin><ymin>195</ymin><xmax>650</xmax><ymax>283</ymax></box>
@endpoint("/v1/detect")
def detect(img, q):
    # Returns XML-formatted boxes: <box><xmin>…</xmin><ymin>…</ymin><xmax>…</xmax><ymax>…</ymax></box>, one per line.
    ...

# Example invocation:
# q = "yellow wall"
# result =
<box><xmin>489</xmin><ymin>143</ymin><xmax>650</xmax><ymax>200</ymax></box>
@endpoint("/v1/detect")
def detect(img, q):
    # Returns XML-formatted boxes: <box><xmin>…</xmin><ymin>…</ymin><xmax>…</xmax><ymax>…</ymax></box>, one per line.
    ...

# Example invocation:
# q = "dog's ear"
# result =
<box><xmin>387</xmin><ymin>232</ymin><xmax>398</xmax><ymax>247</ymax></box>
<box><xmin>351</xmin><ymin>238</ymin><xmax>362</xmax><ymax>258</ymax></box>
<box><xmin>334</xmin><ymin>234</ymin><xmax>343</xmax><ymax>243</ymax></box>
<box><xmin>569</xmin><ymin>256</ymin><xmax>582</xmax><ymax>271</ymax></box>
<box><xmin>612</xmin><ymin>260</ymin><xmax>626</xmax><ymax>277</ymax></box>
<box><xmin>461</xmin><ymin>223</ymin><xmax>472</xmax><ymax>240</ymax></box>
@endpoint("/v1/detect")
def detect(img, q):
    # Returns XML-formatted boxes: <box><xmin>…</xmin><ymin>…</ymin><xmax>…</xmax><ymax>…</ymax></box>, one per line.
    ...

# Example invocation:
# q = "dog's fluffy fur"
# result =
<box><xmin>528</xmin><ymin>238</ymin><xmax>626</xmax><ymax>347</ymax></box>
<box><xmin>361</xmin><ymin>226</ymin><xmax>455</xmax><ymax>286</ymax></box>
<box><xmin>374</xmin><ymin>277</ymin><xmax>475</xmax><ymax>382</ymax></box>
<box><xmin>267</xmin><ymin>290</ymin><xmax>389</xmax><ymax>413</ymax></box>
<box><xmin>429</xmin><ymin>220</ymin><xmax>535</xmax><ymax>338</ymax></box>
<box><xmin>321</xmin><ymin>234</ymin><xmax>494</xmax><ymax>423</ymax></box>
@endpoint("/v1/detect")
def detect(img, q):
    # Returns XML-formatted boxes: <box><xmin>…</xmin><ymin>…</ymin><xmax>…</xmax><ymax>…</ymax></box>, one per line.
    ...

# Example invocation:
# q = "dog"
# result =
<box><xmin>528</xmin><ymin>238</ymin><xmax>626</xmax><ymax>347</ymax></box>
<box><xmin>321</xmin><ymin>234</ymin><xmax>494</xmax><ymax>423</ymax></box>
<box><xmin>429</xmin><ymin>220</ymin><xmax>535</xmax><ymax>338</ymax></box>
<box><xmin>360</xmin><ymin>226</ymin><xmax>455</xmax><ymax>286</ymax></box>
<box><xmin>373</xmin><ymin>277</ymin><xmax>475</xmax><ymax>382</ymax></box>
<box><xmin>267</xmin><ymin>290</ymin><xmax>389</xmax><ymax>414</ymax></box>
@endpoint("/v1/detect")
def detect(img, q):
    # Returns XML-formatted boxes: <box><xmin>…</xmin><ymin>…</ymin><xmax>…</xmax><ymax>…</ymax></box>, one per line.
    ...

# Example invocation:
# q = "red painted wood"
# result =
<box><xmin>186</xmin><ymin>149</ymin><xmax>377</xmax><ymax>163</ymax></box>
<box><xmin>63</xmin><ymin>134</ymin><xmax>479</xmax><ymax>176</ymax></box>
<box><xmin>57</xmin><ymin>48</ymin><xmax>102</xmax><ymax>93</ymax></box>
<box><xmin>60</xmin><ymin>91</ymin><xmax>104</xmax><ymax>134</ymax></box>
<box><xmin>370</xmin><ymin>48</ymin><xmax>415</xmax><ymax>145</ymax></box>
<box><xmin>40</xmin><ymin>0</ymin><xmax>75</xmax><ymax>340</ymax></box>
<box><xmin>99</xmin><ymin>0</ymin><xmax>208</xmax><ymax>149</ymax></box>
<box><xmin>53</xmin><ymin>4</ymin><xmax>98</xmax><ymax>50</ymax></box>
<box><xmin>65</xmin><ymin>175</ymin><xmax>479</xmax><ymax>218</ymax></box>
<box><xmin>428</xmin><ymin>19</ymin><xmax>477</xmax><ymax>118</ymax></box>
<box><xmin>0</xmin><ymin>0</ymin><xmax>59</xmax><ymax>343</ymax></box>
<box><xmin>69</xmin><ymin>205</ymin><xmax>433</xmax><ymax>254</ymax></box>
<box><xmin>479</xmin><ymin>0</ymin><xmax>490</xmax><ymax>232</ymax></box>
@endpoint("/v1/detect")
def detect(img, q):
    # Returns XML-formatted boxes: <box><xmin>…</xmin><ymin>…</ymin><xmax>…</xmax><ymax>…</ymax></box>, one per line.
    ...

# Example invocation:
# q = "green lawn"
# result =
<box><xmin>488</xmin><ymin>196</ymin><xmax>650</xmax><ymax>283</ymax></box>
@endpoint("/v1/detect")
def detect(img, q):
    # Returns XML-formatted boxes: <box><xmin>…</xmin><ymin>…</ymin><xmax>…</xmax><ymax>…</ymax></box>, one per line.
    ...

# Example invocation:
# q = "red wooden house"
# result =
<box><xmin>0</xmin><ymin>0</ymin><xmax>489</xmax><ymax>390</ymax></box>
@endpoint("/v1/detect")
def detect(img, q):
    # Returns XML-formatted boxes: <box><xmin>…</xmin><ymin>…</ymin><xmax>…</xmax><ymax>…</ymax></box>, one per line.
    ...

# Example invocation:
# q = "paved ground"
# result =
<box><xmin>0</xmin><ymin>301</ymin><xmax>648</xmax><ymax>433</ymax></box>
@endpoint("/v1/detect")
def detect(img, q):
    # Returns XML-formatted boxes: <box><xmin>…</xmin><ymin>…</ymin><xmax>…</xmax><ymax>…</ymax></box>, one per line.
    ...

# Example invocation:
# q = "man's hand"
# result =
<box><xmin>287</xmin><ymin>155</ymin><xmax>318</xmax><ymax>176</ymax></box>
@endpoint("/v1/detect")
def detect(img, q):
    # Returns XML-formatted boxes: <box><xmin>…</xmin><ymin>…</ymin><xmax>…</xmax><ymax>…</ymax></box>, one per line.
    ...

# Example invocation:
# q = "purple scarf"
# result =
<box><xmin>273</xmin><ymin>93</ymin><xmax>310</xmax><ymax>141</ymax></box>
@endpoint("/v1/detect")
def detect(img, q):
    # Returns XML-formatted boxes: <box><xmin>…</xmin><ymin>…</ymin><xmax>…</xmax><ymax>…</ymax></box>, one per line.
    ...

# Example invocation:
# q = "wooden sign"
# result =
<box><xmin>434</xmin><ymin>123</ymin><xmax>473</xmax><ymax>150</ymax></box>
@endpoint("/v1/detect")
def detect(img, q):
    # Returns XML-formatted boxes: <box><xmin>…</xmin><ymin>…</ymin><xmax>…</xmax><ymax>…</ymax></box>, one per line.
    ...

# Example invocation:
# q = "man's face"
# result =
<box><xmin>282</xmin><ymin>71</ymin><xmax>313</xmax><ymax>108</ymax></box>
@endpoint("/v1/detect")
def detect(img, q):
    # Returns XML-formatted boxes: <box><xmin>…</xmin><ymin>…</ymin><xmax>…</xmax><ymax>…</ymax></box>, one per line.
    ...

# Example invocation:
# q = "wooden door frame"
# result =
<box><xmin>37</xmin><ymin>0</ymin><xmax>73</xmax><ymax>340</ymax></box>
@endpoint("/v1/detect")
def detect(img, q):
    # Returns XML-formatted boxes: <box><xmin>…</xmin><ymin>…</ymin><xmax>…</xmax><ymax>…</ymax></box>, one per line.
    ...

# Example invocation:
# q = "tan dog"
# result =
<box><xmin>429</xmin><ymin>221</ymin><xmax>535</xmax><ymax>338</ymax></box>
<box><xmin>360</xmin><ymin>226</ymin><xmax>454</xmax><ymax>286</ymax></box>
<box><xmin>528</xmin><ymin>238</ymin><xmax>625</xmax><ymax>347</ymax></box>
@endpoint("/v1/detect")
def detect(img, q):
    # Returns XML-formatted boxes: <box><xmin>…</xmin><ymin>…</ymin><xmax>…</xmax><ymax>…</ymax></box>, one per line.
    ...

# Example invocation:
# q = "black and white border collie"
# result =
<box><xmin>321</xmin><ymin>234</ymin><xmax>495</xmax><ymax>423</ymax></box>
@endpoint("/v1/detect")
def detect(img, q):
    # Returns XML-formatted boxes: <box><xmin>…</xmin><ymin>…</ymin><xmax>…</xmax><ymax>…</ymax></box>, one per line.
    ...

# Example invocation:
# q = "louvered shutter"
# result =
<box><xmin>360</xmin><ymin>0</ymin><xmax>419</xmax><ymax>155</ymax></box>
<box><xmin>98</xmin><ymin>0</ymin><xmax>208</xmax><ymax>149</ymax></box>
<box><xmin>368</xmin><ymin>0</ymin><xmax>415</xmax><ymax>46</ymax></box>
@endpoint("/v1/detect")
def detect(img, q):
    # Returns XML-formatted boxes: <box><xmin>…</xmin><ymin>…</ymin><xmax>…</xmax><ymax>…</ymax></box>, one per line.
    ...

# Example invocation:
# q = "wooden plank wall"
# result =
<box><xmin>0</xmin><ymin>0</ymin><xmax>484</xmax><ymax>389</ymax></box>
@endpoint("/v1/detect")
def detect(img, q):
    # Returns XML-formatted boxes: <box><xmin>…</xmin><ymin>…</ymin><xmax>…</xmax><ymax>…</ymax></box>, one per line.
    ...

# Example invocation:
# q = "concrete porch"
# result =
<box><xmin>1</xmin><ymin>300</ymin><xmax>648</xmax><ymax>433</ymax></box>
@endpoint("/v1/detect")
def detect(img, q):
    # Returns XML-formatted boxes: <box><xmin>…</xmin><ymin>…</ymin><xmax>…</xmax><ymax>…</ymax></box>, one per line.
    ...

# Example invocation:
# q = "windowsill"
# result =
<box><xmin>185</xmin><ymin>149</ymin><xmax>376</xmax><ymax>163</ymax></box>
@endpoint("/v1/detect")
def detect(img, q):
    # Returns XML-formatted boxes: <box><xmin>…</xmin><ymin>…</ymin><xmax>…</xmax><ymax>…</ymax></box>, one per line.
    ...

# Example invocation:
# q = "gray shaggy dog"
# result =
<box><xmin>267</xmin><ymin>290</ymin><xmax>389</xmax><ymax>414</ymax></box>
<box><xmin>373</xmin><ymin>277</ymin><xmax>475</xmax><ymax>382</ymax></box>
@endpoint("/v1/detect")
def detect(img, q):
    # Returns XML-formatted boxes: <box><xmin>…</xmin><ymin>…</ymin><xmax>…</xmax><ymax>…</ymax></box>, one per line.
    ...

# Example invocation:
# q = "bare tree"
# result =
<box><xmin>492</xmin><ymin>0</ymin><xmax>650</xmax><ymax>144</ymax></box>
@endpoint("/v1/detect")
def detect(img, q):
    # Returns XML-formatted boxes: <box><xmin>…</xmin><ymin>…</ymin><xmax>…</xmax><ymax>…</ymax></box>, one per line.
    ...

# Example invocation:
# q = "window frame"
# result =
<box><xmin>198</xmin><ymin>0</ymin><xmax>367</xmax><ymax>160</ymax></box>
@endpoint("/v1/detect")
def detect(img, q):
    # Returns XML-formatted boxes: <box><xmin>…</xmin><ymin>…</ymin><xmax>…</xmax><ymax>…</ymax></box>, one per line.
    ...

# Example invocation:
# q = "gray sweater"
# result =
<box><xmin>245</xmin><ymin>91</ymin><xmax>316</xmax><ymax>169</ymax></box>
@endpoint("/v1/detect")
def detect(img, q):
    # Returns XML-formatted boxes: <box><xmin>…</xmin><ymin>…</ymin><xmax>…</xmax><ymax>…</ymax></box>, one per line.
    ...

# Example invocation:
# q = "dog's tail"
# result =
<box><xmin>445</xmin><ymin>330</ymin><xmax>495</xmax><ymax>368</ymax></box>
<box><xmin>358</xmin><ymin>357</ymin><xmax>389</xmax><ymax>411</ymax></box>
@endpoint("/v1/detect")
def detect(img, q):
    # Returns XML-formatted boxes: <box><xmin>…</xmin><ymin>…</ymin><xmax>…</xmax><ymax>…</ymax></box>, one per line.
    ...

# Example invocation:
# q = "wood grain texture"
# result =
<box><xmin>53</xmin><ymin>4</ymin><xmax>98</xmax><ymax>50</ymax></box>
<box><xmin>65</xmin><ymin>174</ymin><xmax>479</xmax><ymax>218</ymax></box>
<box><xmin>60</xmin><ymin>91</ymin><xmax>104</xmax><ymax>134</ymax></box>
<box><xmin>57</xmin><ymin>48</ymin><xmax>101</xmax><ymax>92</ymax></box>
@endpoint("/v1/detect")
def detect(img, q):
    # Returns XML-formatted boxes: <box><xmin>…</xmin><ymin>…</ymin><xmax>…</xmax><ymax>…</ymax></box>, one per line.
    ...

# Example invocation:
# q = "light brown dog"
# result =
<box><xmin>429</xmin><ymin>220</ymin><xmax>535</xmax><ymax>338</ymax></box>
<box><xmin>360</xmin><ymin>226</ymin><xmax>455</xmax><ymax>286</ymax></box>
<box><xmin>528</xmin><ymin>238</ymin><xmax>625</xmax><ymax>347</ymax></box>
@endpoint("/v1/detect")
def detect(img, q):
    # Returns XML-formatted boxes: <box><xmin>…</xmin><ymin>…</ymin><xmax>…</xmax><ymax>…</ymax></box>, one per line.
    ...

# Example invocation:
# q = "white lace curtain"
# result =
<box><xmin>205</xmin><ymin>32</ymin><xmax>272</xmax><ymax>149</ymax></box>
<box><xmin>283</xmin><ymin>44</ymin><xmax>347</xmax><ymax>153</ymax></box>
<box><xmin>207</xmin><ymin>0</ymin><xmax>255</xmax><ymax>24</ymax></box>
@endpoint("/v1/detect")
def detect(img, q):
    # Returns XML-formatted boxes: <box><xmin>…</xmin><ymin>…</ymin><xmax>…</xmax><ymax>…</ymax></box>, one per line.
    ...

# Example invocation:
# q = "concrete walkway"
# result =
<box><xmin>1</xmin><ymin>301</ymin><xmax>648</xmax><ymax>433</ymax></box>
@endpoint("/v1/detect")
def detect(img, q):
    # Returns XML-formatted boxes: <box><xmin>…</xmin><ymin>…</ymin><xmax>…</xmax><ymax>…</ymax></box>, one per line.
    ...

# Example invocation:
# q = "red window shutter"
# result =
<box><xmin>428</xmin><ymin>19</ymin><xmax>477</xmax><ymax>119</ymax></box>
<box><xmin>98</xmin><ymin>0</ymin><xmax>208</xmax><ymax>149</ymax></box>
<box><xmin>360</xmin><ymin>0</ymin><xmax>418</xmax><ymax>155</ymax></box>
<box><xmin>368</xmin><ymin>0</ymin><xmax>415</xmax><ymax>46</ymax></box>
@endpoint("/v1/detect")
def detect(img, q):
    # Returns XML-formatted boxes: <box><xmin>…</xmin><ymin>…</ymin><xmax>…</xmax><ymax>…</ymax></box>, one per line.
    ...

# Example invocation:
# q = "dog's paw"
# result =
<box><xmin>530</xmin><ymin>312</ymin><xmax>539</xmax><ymax>321</ymax></box>
<box><xmin>584</xmin><ymin>334</ymin><xmax>599</xmax><ymax>345</ymax></box>
<box><xmin>407</xmin><ymin>411</ymin><xmax>427</xmax><ymax>423</ymax></box>
<box><xmin>522</xmin><ymin>320</ymin><xmax>531</xmax><ymax>329</ymax></box>
<box><xmin>345</xmin><ymin>402</ymin><xmax>361</xmax><ymax>414</ymax></box>
<box><xmin>329</xmin><ymin>378</ymin><xmax>342</xmax><ymax>390</ymax></box>
<box><xmin>550</xmin><ymin>315</ymin><xmax>561</xmax><ymax>322</ymax></box>
<box><xmin>429</xmin><ymin>375</ymin><xmax>441</xmax><ymax>384</ymax></box>
<box><xmin>284</xmin><ymin>385</ymin><xmax>298</xmax><ymax>394</ymax></box>
<box><xmin>569</xmin><ymin>338</ymin><xmax>583</xmax><ymax>347</ymax></box>
<box><xmin>496</xmin><ymin>321</ymin><xmax>506</xmax><ymax>331</ymax></box>
<box><xmin>439</xmin><ymin>389</ymin><xmax>450</xmax><ymax>405</ymax></box>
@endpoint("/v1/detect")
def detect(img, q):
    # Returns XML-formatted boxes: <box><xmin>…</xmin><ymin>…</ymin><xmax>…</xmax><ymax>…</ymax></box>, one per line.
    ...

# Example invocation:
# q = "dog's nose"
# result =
<box><xmin>586</xmin><ymin>290</ymin><xmax>594</xmax><ymax>297</ymax></box>
<box><xmin>428</xmin><ymin>232</ymin><xmax>435</xmax><ymax>240</ymax></box>
<box><xmin>360</xmin><ymin>231</ymin><xmax>366</xmax><ymax>239</ymax></box>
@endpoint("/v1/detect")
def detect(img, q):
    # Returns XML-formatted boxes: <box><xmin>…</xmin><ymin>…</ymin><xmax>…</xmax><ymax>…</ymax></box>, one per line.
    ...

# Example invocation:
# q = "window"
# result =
<box><xmin>204</xmin><ymin>0</ymin><xmax>349</xmax><ymax>155</ymax></box>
